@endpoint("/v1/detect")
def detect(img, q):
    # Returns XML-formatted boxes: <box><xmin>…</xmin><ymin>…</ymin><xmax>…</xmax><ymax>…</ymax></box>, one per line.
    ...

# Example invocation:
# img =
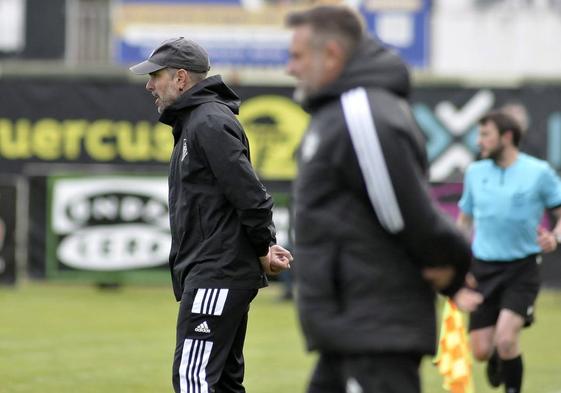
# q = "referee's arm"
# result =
<box><xmin>456</xmin><ymin>212</ymin><xmax>473</xmax><ymax>241</ymax></box>
<box><xmin>539</xmin><ymin>206</ymin><xmax>561</xmax><ymax>253</ymax></box>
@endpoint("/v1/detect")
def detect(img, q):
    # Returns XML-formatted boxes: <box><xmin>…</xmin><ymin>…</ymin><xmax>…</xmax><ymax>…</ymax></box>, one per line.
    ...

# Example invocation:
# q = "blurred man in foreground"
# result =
<box><xmin>286</xmin><ymin>6</ymin><xmax>481</xmax><ymax>393</ymax></box>
<box><xmin>458</xmin><ymin>111</ymin><xmax>561</xmax><ymax>393</ymax></box>
<box><xmin>130</xmin><ymin>37</ymin><xmax>291</xmax><ymax>393</ymax></box>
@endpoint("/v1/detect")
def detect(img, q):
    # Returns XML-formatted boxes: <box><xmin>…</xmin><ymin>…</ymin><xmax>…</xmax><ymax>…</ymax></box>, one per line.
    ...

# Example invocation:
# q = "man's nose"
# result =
<box><xmin>145</xmin><ymin>79</ymin><xmax>153</xmax><ymax>91</ymax></box>
<box><xmin>286</xmin><ymin>61</ymin><xmax>295</xmax><ymax>76</ymax></box>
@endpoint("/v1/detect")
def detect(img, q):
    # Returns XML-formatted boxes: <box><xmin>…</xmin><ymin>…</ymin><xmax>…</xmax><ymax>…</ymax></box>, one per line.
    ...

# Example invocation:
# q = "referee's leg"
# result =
<box><xmin>172</xmin><ymin>288</ymin><xmax>257</xmax><ymax>393</ymax></box>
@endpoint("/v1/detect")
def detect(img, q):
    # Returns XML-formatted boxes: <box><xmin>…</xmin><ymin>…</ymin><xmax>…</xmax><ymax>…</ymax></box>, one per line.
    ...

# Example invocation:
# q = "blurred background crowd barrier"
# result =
<box><xmin>2</xmin><ymin>0</ymin><xmax>561</xmax><ymax>287</ymax></box>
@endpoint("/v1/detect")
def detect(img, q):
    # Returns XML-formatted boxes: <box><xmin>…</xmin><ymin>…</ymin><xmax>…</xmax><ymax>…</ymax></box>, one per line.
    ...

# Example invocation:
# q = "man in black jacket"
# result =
<box><xmin>130</xmin><ymin>37</ymin><xmax>291</xmax><ymax>393</ymax></box>
<box><xmin>286</xmin><ymin>6</ymin><xmax>481</xmax><ymax>393</ymax></box>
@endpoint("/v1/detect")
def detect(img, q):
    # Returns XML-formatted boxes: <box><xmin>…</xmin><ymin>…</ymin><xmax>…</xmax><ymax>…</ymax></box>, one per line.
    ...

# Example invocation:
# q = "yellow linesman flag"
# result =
<box><xmin>434</xmin><ymin>298</ymin><xmax>475</xmax><ymax>393</ymax></box>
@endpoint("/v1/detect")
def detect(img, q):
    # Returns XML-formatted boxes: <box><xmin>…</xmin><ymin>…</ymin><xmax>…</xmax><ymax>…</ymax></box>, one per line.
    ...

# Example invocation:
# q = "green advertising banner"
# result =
<box><xmin>46</xmin><ymin>174</ymin><xmax>171</xmax><ymax>283</ymax></box>
<box><xmin>43</xmin><ymin>174</ymin><xmax>292</xmax><ymax>284</ymax></box>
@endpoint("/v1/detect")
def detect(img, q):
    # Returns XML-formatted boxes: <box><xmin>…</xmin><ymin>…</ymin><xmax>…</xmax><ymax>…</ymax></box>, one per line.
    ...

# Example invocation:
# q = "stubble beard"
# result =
<box><xmin>154</xmin><ymin>95</ymin><xmax>167</xmax><ymax>114</ymax></box>
<box><xmin>292</xmin><ymin>85</ymin><xmax>307</xmax><ymax>104</ymax></box>
<box><xmin>487</xmin><ymin>143</ymin><xmax>505</xmax><ymax>163</ymax></box>
<box><xmin>156</xmin><ymin>90</ymin><xmax>178</xmax><ymax>114</ymax></box>
<box><xmin>292</xmin><ymin>77</ymin><xmax>320</xmax><ymax>105</ymax></box>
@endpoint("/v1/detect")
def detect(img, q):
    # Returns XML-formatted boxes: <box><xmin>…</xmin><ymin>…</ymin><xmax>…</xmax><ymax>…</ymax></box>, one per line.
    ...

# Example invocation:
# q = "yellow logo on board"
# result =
<box><xmin>239</xmin><ymin>95</ymin><xmax>309</xmax><ymax>180</ymax></box>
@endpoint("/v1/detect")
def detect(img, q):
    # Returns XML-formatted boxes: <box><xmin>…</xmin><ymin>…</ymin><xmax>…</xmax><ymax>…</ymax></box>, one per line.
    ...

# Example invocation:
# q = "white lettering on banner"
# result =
<box><xmin>51</xmin><ymin>176</ymin><xmax>170</xmax><ymax>271</ymax></box>
<box><xmin>66</xmin><ymin>194</ymin><xmax>167</xmax><ymax>226</ymax></box>
<box><xmin>57</xmin><ymin>224</ymin><xmax>170</xmax><ymax>271</ymax></box>
<box><xmin>52</xmin><ymin>177</ymin><xmax>169</xmax><ymax>232</ymax></box>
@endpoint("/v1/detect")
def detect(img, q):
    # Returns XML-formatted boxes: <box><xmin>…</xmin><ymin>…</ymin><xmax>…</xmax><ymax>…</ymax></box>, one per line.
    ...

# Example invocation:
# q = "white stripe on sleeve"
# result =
<box><xmin>341</xmin><ymin>87</ymin><xmax>404</xmax><ymax>233</ymax></box>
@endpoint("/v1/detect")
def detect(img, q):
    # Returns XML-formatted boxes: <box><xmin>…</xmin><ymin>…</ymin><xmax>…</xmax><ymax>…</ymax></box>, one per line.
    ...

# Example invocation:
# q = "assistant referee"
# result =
<box><xmin>458</xmin><ymin>111</ymin><xmax>561</xmax><ymax>393</ymax></box>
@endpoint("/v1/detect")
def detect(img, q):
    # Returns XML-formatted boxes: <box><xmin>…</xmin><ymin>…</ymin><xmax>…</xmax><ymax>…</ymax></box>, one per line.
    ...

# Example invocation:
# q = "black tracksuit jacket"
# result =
<box><xmin>160</xmin><ymin>75</ymin><xmax>274</xmax><ymax>301</ymax></box>
<box><xmin>293</xmin><ymin>38</ymin><xmax>471</xmax><ymax>355</ymax></box>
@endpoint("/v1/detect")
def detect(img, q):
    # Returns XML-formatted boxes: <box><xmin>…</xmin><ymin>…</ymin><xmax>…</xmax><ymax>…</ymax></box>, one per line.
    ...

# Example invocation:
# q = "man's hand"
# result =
<box><xmin>422</xmin><ymin>266</ymin><xmax>454</xmax><ymax>291</ymax></box>
<box><xmin>259</xmin><ymin>245</ymin><xmax>293</xmax><ymax>276</ymax></box>
<box><xmin>537</xmin><ymin>226</ymin><xmax>557</xmax><ymax>253</ymax></box>
<box><xmin>423</xmin><ymin>268</ymin><xmax>483</xmax><ymax>312</ymax></box>
<box><xmin>453</xmin><ymin>287</ymin><xmax>483</xmax><ymax>312</ymax></box>
<box><xmin>452</xmin><ymin>273</ymin><xmax>483</xmax><ymax>312</ymax></box>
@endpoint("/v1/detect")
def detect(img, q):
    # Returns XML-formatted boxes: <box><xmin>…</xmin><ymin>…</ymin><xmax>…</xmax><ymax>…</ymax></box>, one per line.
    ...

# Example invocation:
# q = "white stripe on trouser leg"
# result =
<box><xmin>179</xmin><ymin>339</ymin><xmax>213</xmax><ymax>393</ymax></box>
<box><xmin>179</xmin><ymin>339</ymin><xmax>193</xmax><ymax>393</ymax></box>
<box><xmin>213</xmin><ymin>289</ymin><xmax>229</xmax><ymax>316</ymax></box>
<box><xmin>199</xmin><ymin>341</ymin><xmax>212</xmax><ymax>393</ymax></box>
<box><xmin>205</xmin><ymin>289</ymin><xmax>218</xmax><ymax>314</ymax></box>
<box><xmin>192</xmin><ymin>289</ymin><xmax>229</xmax><ymax>316</ymax></box>
<box><xmin>192</xmin><ymin>289</ymin><xmax>206</xmax><ymax>314</ymax></box>
<box><xmin>187</xmin><ymin>340</ymin><xmax>201</xmax><ymax>393</ymax></box>
<box><xmin>341</xmin><ymin>87</ymin><xmax>404</xmax><ymax>234</ymax></box>
<box><xmin>202</xmin><ymin>289</ymin><xmax>212</xmax><ymax>315</ymax></box>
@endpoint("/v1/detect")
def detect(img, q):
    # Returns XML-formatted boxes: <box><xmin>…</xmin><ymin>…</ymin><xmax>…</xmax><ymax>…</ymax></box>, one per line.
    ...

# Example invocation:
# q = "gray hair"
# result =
<box><xmin>286</xmin><ymin>6</ymin><xmax>364</xmax><ymax>59</ymax></box>
<box><xmin>166</xmin><ymin>67</ymin><xmax>207</xmax><ymax>83</ymax></box>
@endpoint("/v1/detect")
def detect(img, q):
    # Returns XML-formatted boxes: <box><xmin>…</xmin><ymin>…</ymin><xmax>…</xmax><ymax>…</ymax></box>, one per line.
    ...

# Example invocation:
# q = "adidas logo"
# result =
<box><xmin>194</xmin><ymin>321</ymin><xmax>211</xmax><ymax>334</ymax></box>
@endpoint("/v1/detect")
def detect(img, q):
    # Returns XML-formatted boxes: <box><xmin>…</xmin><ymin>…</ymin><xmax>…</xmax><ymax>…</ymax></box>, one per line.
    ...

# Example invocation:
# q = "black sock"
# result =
<box><xmin>502</xmin><ymin>355</ymin><xmax>523</xmax><ymax>393</ymax></box>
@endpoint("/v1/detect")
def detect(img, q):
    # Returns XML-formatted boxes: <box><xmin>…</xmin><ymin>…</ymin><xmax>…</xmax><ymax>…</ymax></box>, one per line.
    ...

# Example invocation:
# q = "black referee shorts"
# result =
<box><xmin>172</xmin><ymin>287</ymin><xmax>257</xmax><ymax>393</ymax></box>
<box><xmin>307</xmin><ymin>352</ymin><xmax>422</xmax><ymax>393</ymax></box>
<box><xmin>469</xmin><ymin>254</ymin><xmax>541</xmax><ymax>331</ymax></box>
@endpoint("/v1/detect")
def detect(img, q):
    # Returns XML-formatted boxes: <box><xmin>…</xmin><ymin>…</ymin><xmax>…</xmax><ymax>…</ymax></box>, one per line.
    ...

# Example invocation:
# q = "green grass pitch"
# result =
<box><xmin>1</xmin><ymin>283</ymin><xmax>560</xmax><ymax>392</ymax></box>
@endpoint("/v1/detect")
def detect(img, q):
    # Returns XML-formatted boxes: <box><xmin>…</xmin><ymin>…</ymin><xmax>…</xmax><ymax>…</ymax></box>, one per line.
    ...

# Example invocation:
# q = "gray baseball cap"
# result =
<box><xmin>129</xmin><ymin>37</ymin><xmax>210</xmax><ymax>75</ymax></box>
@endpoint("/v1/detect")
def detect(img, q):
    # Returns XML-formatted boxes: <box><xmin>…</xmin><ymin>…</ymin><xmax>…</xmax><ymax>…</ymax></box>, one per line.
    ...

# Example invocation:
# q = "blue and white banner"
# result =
<box><xmin>113</xmin><ymin>0</ymin><xmax>291</xmax><ymax>67</ymax></box>
<box><xmin>113</xmin><ymin>0</ymin><xmax>430</xmax><ymax>68</ymax></box>
<box><xmin>360</xmin><ymin>0</ymin><xmax>430</xmax><ymax>68</ymax></box>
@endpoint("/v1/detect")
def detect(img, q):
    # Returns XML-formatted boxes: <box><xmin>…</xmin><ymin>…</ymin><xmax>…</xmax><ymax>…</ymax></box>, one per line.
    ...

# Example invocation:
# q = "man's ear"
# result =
<box><xmin>324</xmin><ymin>40</ymin><xmax>346</xmax><ymax>76</ymax></box>
<box><xmin>176</xmin><ymin>69</ymin><xmax>190</xmax><ymax>91</ymax></box>
<box><xmin>503</xmin><ymin>129</ymin><xmax>514</xmax><ymax>145</ymax></box>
